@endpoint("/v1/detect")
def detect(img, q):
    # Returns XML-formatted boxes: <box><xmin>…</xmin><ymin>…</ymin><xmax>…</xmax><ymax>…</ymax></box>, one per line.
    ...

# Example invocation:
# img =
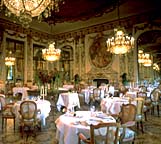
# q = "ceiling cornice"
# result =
<box><xmin>0</xmin><ymin>9</ymin><xmax>160</xmax><ymax>41</ymax></box>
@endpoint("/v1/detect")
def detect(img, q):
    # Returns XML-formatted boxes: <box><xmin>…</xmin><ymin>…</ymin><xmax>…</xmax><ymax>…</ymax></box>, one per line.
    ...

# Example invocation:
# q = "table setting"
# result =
<box><xmin>55</xmin><ymin>110</ymin><xmax>116</xmax><ymax>144</ymax></box>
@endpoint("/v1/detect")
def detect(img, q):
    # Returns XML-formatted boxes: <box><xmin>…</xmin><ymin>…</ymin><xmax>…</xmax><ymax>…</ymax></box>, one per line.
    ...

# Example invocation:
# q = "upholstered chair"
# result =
<box><xmin>19</xmin><ymin>100</ymin><xmax>41</xmax><ymax>137</ymax></box>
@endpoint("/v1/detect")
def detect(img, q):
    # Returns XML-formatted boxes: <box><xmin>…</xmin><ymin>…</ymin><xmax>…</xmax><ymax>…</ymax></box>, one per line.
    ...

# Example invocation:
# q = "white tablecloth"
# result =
<box><xmin>100</xmin><ymin>97</ymin><xmax>135</xmax><ymax>115</ymax></box>
<box><xmin>62</xmin><ymin>85</ymin><xmax>74</xmax><ymax>90</ymax></box>
<box><xmin>81</xmin><ymin>88</ymin><xmax>105</xmax><ymax>104</ymax></box>
<box><xmin>57</xmin><ymin>92</ymin><xmax>80</xmax><ymax>111</ymax></box>
<box><xmin>12</xmin><ymin>87</ymin><xmax>30</xmax><ymax>100</ymax></box>
<box><xmin>13</xmin><ymin>100</ymin><xmax>51</xmax><ymax>126</ymax></box>
<box><xmin>55</xmin><ymin>111</ymin><xmax>116</xmax><ymax>144</ymax></box>
<box><xmin>81</xmin><ymin>89</ymin><xmax>93</xmax><ymax>104</ymax></box>
<box><xmin>125</xmin><ymin>91</ymin><xmax>137</xmax><ymax>98</ymax></box>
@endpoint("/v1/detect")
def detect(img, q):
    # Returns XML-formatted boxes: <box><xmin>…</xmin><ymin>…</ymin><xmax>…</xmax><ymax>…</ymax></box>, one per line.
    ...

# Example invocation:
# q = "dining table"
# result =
<box><xmin>100</xmin><ymin>97</ymin><xmax>136</xmax><ymax>115</ymax></box>
<box><xmin>62</xmin><ymin>84</ymin><xmax>74</xmax><ymax>90</ymax></box>
<box><xmin>57</xmin><ymin>92</ymin><xmax>80</xmax><ymax>111</ymax></box>
<box><xmin>81</xmin><ymin>89</ymin><xmax>93</xmax><ymax>104</ymax></box>
<box><xmin>125</xmin><ymin>91</ymin><xmax>137</xmax><ymax>98</ymax></box>
<box><xmin>12</xmin><ymin>99</ymin><xmax>51</xmax><ymax>126</ymax></box>
<box><xmin>12</xmin><ymin>86</ymin><xmax>30</xmax><ymax>100</ymax></box>
<box><xmin>81</xmin><ymin>86</ymin><xmax>105</xmax><ymax>104</ymax></box>
<box><xmin>55</xmin><ymin>111</ymin><xmax>116</xmax><ymax>144</ymax></box>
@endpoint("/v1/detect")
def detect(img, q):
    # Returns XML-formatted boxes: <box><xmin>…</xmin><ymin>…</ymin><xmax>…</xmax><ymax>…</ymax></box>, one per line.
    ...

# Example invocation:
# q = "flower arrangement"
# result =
<box><xmin>36</xmin><ymin>70</ymin><xmax>53</xmax><ymax>86</ymax></box>
<box><xmin>35</xmin><ymin>68</ymin><xmax>60</xmax><ymax>90</ymax></box>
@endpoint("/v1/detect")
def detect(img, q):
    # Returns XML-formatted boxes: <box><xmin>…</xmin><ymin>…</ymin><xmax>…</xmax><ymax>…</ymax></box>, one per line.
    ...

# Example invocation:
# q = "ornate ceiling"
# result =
<box><xmin>0</xmin><ymin>0</ymin><xmax>160</xmax><ymax>70</ymax></box>
<box><xmin>42</xmin><ymin>0</ymin><xmax>127</xmax><ymax>24</ymax></box>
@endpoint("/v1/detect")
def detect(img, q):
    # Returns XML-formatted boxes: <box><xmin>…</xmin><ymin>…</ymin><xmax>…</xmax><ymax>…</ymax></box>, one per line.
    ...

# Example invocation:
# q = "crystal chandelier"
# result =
<box><xmin>5</xmin><ymin>51</ymin><xmax>16</xmax><ymax>66</ymax></box>
<box><xmin>107</xmin><ymin>28</ymin><xmax>134</xmax><ymax>54</ymax></box>
<box><xmin>138</xmin><ymin>50</ymin><xmax>152</xmax><ymax>67</ymax></box>
<box><xmin>106</xmin><ymin>1</ymin><xmax>134</xmax><ymax>54</ymax></box>
<box><xmin>42</xmin><ymin>42</ymin><xmax>61</xmax><ymax>61</ymax></box>
<box><xmin>138</xmin><ymin>50</ymin><xmax>145</xmax><ymax>64</ymax></box>
<box><xmin>1</xmin><ymin>0</ymin><xmax>64</xmax><ymax>28</ymax></box>
<box><xmin>153</xmin><ymin>63</ymin><xmax>160</xmax><ymax>71</ymax></box>
<box><xmin>143</xmin><ymin>53</ymin><xmax>152</xmax><ymax>67</ymax></box>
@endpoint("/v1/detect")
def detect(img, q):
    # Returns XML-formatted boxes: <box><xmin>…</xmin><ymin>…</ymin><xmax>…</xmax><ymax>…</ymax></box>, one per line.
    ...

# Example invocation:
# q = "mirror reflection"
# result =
<box><xmin>137</xmin><ymin>30</ymin><xmax>161</xmax><ymax>85</ymax></box>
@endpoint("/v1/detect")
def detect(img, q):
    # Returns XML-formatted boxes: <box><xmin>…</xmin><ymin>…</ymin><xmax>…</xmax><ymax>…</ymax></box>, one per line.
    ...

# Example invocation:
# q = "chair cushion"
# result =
<box><xmin>143</xmin><ymin>105</ymin><xmax>147</xmax><ymax>111</ymax></box>
<box><xmin>119</xmin><ymin>127</ymin><xmax>135</xmax><ymax>142</ymax></box>
<box><xmin>152</xmin><ymin>101</ymin><xmax>159</xmax><ymax>105</ymax></box>
<box><xmin>2</xmin><ymin>107</ymin><xmax>15</xmax><ymax>117</ymax></box>
<box><xmin>135</xmin><ymin>114</ymin><xmax>144</xmax><ymax>121</ymax></box>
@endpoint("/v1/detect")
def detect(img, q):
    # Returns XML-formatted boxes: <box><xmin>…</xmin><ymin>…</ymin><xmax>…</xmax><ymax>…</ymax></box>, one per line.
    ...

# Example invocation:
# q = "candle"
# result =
<box><xmin>42</xmin><ymin>86</ymin><xmax>44</xmax><ymax>96</ymax></box>
<box><xmin>40</xmin><ymin>86</ymin><xmax>43</xmax><ymax>96</ymax></box>
<box><xmin>43</xmin><ymin>86</ymin><xmax>45</xmax><ymax>100</ymax></box>
<box><xmin>45</xmin><ymin>86</ymin><xmax>47</xmax><ymax>96</ymax></box>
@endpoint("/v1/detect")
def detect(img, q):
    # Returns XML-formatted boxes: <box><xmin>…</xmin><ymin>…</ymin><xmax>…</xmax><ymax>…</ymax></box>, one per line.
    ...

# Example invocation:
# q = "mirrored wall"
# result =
<box><xmin>137</xmin><ymin>30</ymin><xmax>161</xmax><ymax>85</ymax></box>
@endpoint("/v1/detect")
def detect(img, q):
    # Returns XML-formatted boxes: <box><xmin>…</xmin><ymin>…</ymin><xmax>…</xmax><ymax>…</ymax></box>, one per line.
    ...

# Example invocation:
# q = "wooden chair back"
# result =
<box><xmin>119</xmin><ymin>104</ymin><xmax>136</xmax><ymax>126</ymax></box>
<box><xmin>20</xmin><ymin>100</ymin><xmax>37</xmax><ymax>121</ymax></box>
<box><xmin>136</xmin><ymin>97</ymin><xmax>144</xmax><ymax>115</ymax></box>
<box><xmin>78</xmin><ymin>122</ymin><xmax>120</xmax><ymax>144</ymax></box>
<box><xmin>0</xmin><ymin>96</ymin><xmax>6</xmax><ymax>111</ymax></box>
<box><xmin>93</xmin><ymin>88</ymin><xmax>102</xmax><ymax>101</ymax></box>
<box><xmin>150</xmin><ymin>88</ymin><xmax>160</xmax><ymax>102</ymax></box>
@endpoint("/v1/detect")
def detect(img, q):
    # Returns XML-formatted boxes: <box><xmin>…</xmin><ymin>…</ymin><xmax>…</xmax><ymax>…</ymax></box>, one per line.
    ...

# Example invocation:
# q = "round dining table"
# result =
<box><xmin>55</xmin><ymin>111</ymin><xmax>116</xmax><ymax>144</ymax></box>
<box><xmin>100</xmin><ymin>97</ymin><xmax>136</xmax><ymax>115</ymax></box>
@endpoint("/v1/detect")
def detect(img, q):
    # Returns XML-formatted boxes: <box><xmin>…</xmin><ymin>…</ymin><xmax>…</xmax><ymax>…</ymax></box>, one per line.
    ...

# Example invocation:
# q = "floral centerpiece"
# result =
<box><xmin>35</xmin><ymin>69</ymin><xmax>60</xmax><ymax>91</ymax></box>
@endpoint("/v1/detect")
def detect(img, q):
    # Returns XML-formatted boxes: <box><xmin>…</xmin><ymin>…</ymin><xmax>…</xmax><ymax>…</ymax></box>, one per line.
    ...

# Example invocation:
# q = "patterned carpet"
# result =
<box><xmin>0</xmin><ymin>99</ymin><xmax>161</xmax><ymax>144</ymax></box>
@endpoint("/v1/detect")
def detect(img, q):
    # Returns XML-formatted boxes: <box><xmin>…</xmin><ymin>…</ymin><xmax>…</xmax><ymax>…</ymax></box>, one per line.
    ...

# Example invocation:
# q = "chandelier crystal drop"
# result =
<box><xmin>106</xmin><ymin>28</ymin><xmax>134</xmax><ymax>54</ymax></box>
<box><xmin>42</xmin><ymin>42</ymin><xmax>61</xmax><ymax>61</ymax></box>
<box><xmin>1</xmin><ymin>0</ymin><xmax>64</xmax><ymax>28</ymax></box>
<box><xmin>5</xmin><ymin>51</ymin><xmax>16</xmax><ymax>66</ymax></box>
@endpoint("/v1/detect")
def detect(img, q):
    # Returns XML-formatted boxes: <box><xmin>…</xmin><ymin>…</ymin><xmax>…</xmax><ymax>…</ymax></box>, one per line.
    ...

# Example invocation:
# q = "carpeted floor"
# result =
<box><xmin>0</xmin><ymin>97</ymin><xmax>161</xmax><ymax>144</ymax></box>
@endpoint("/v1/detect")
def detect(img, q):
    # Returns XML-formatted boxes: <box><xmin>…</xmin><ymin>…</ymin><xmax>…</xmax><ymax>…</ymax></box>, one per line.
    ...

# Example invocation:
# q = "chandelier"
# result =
<box><xmin>107</xmin><ymin>28</ymin><xmax>134</xmax><ymax>54</ymax></box>
<box><xmin>138</xmin><ymin>50</ymin><xmax>152</xmax><ymax>67</ymax></box>
<box><xmin>1</xmin><ymin>0</ymin><xmax>64</xmax><ymax>28</ymax></box>
<box><xmin>42</xmin><ymin>42</ymin><xmax>61</xmax><ymax>61</ymax></box>
<box><xmin>5</xmin><ymin>51</ymin><xmax>16</xmax><ymax>66</ymax></box>
<box><xmin>138</xmin><ymin>50</ymin><xmax>145</xmax><ymax>64</ymax></box>
<box><xmin>153</xmin><ymin>63</ymin><xmax>160</xmax><ymax>71</ymax></box>
<box><xmin>143</xmin><ymin>53</ymin><xmax>152</xmax><ymax>67</ymax></box>
<box><xmin>106</xmin><ymin>1</ymin><xmax>134</xmax><ymax>54</ymax></box>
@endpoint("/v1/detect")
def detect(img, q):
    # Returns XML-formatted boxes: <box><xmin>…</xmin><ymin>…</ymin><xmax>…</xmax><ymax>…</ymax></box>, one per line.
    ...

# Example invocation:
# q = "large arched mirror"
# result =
<box><xmin>137</xmin><ymin>30</ymin><xmax>161</xmax><ymax>85</ymax></box>
<box><xmin>6</xmin><ymin>38</ymin><xmax>24</xmax><ymax>84</ymax></box>
<box><xmin>59</xmin><ymin>45</ymin><xmax>73</xmax><ymax>83</ymax></box>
